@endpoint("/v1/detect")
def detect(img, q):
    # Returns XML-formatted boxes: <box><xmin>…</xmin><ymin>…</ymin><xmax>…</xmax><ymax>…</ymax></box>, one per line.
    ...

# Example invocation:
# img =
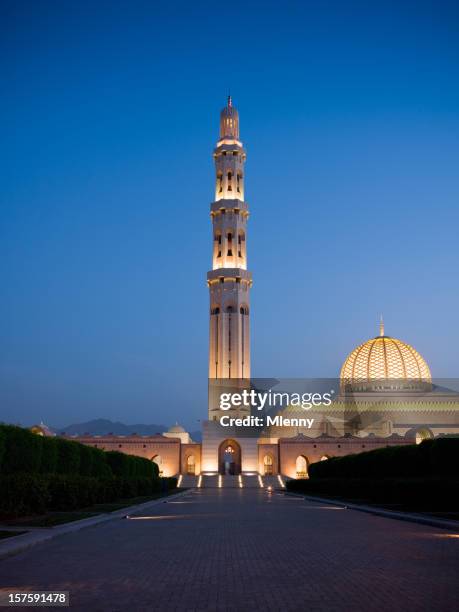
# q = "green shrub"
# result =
<box><xmin>40</xmin><ymin>437</ymin><xmax>58</xmax><ymax>474</ymax></box>
<box><xmin>115</xmin><ymin>477</ymin><xmax>138</xmax><ymax>498</ymax></box>
<box><xmin>89</xmin><ymin>447</ymin><xmax>112</xmax><ymax>479</ymax></box>
<box><xmin>106</xmin><ymin>451</ymin><xmax>130</xmax><ymax>477</ymax></box>
<box><xmin>134</xmin><ymin>456</ymin><xmax>156</xmax><ymax>479</ymax></box>
<box><xmin>0</xmin><ymin>426</ymin><xmax>165</xmax><ymax>516</ymax></box>
<box><xmin>0</xmin><ymin>428</ymin><xmax>5</xmax><ymax>471</ymax></box>
<box><xmin>151</xmin><ymin>461</ymin><xmax>159</xmax><ymax>478</ymax></box>
<box><xmin>308</xmin><ymin>439</ymin><xmax>459</xmax><ymax>480</ymax></box>
<box><xmin>429</xmin><ymin>438</ymin><xmax>459</xmax><ymax>476</ymax></box>
<box><xmin>285</xmin><ymin>476</ymin><xmax>459</xmax><ymax>510</ymax></box>
<box><xmin>99</xmin><ymin>477</ymin><xmax>118</xmax><ymax>502</ymax></box>
<box><xmin>78</xmin><ymin>444</ymin><xmax>93</xmax><ymax>476</ymax></box>
<box><xmin>47</xmin><ymin>475</ymin><xmax>103</xmax><ymax>510</ymax></box>
<box><xmin>105</xmin><ymin>451</ymin><xmax>156</xmax><ymax>480</ymax></box>
<box><xmin>164</xmin><ymin>476</ymin><xmax>177</xmax><ymax>491</ymax></box>
<box><xmin>0</xmin><ymin>474</ymin><xmax>50</xmax><ymax>517</ymax></box>
<box><xmin>55</xmin><ymin>438</ymin><xmax>81</xmax><ymax>475</ymax></box>
<box><xmin>0</xmin><ymin>425</ymin><xmax>43</xmax><ymax>474</ymax></box>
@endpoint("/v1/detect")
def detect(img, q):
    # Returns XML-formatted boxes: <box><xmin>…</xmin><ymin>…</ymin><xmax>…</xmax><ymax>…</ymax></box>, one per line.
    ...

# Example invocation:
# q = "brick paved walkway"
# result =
<box><xmin>1</xmin><ymin>489</ymin><xmax>458</xmax><ymax>611</ymax></box>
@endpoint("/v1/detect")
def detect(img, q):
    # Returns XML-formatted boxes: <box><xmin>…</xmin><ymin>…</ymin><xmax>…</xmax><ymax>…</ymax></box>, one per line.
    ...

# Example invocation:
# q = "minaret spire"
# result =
<box><xmin>379</xmin><ymin>315</ymin><xmax>385</xmax><ymax>337</ymax></box>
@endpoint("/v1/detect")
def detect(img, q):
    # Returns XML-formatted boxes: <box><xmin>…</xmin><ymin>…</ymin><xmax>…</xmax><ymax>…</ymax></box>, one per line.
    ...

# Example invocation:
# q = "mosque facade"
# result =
<box><xmin>44</xmin><ymin>99</ymin><xmax>458</xmax><ymax>483</ymax></box>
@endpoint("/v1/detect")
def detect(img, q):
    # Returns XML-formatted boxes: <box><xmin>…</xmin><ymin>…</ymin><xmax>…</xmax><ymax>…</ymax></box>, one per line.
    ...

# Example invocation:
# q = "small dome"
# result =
<box><xmin>168</xmin><ymin>424</ymin><xmax>185</xmax><ymax>434</ymax></box>
<box><xmin>220</xmin><ymin>96</ymin><xmax>239</xmax><ymax>139</ymax></box>
<box><xmin>30</xmin><ymin>422</ymin><xmax>55</xmax><ymax>437</ymax></box>
<box><xmin>340</xmin><ymin>320</ymin><xmax>431</xmax><ymax>391</ymax></box>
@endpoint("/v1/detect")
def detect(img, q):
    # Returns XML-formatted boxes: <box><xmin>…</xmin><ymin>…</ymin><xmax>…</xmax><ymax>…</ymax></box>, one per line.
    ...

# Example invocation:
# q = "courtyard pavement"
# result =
<box><xmin>1</xmin><ymin>489</ymin><xmax>458</xmax><ymax>611</ymax></box>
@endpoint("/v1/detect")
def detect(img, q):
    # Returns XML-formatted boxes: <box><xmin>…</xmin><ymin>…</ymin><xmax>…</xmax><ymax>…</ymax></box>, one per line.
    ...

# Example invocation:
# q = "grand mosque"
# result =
<box><xmin>46</xmin><ymin>98</ymin><xmax>458</xmax><ymax>484</ymax></box>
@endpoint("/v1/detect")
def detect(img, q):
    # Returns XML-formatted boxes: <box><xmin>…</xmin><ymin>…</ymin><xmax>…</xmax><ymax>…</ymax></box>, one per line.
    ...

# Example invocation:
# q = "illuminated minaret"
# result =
<box><xmin>207</xmin><ymin>97</ymin><xmax>252</xmax><ymax>385</ymax></box>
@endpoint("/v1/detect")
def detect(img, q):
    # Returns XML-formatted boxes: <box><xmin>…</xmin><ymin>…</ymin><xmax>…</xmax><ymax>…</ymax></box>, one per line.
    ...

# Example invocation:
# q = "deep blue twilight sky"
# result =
<box><xmin>1</xmin><ymin>1</ymin><xmax>458</xmax><ymax>430</ymax></box>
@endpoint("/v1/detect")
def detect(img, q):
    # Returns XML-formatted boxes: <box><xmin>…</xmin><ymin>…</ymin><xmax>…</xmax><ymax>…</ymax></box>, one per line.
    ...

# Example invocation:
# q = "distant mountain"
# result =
<box><xmin>56</xmin><ymin>418</ymin><xmax>167</xmax><ymax>436</ymax></box>
<box><xmin>54</xmin><ymin>418</ymin><xmax>202</xmax><ymax>441</ymax></box>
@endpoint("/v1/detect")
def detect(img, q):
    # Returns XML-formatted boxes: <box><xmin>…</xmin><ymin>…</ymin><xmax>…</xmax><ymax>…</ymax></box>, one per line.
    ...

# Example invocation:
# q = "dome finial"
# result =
<box><xmin>379</xmin><ymin>314</ymin><xmax>385</xmax><ymax>337</ymax></box>
<box><xmin>227</xmin><ymin>92</ymin><xmax>232</xmax><ymax>107</ymax></box>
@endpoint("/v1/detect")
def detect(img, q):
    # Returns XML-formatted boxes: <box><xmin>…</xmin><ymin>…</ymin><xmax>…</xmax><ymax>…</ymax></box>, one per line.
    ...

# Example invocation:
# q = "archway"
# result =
<box><xmin>295</xmin><ymin>455</ymin><xmax>308</xmax><ymax>479</ymax></box>
<box><xmin>263</xmin><ymin>454</ymin><xmax>273</xmax><ymax>475</ymax></box>
<box><xmin>186</xmin><ymin>454</ymin><xmax>195</xmax><ymax>475</ymax></box>
<box><xmin>218</xmin><ymin>439</ymin><xmax>242</xmax><ymax>475</ymax></box>
<box><xmin>152</xmin><ymin>455</ymin><xmax>163</xmax><ymax>476</ymax></box>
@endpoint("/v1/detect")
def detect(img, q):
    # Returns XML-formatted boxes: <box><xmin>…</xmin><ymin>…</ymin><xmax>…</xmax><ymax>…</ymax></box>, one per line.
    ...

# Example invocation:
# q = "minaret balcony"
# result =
<box><xmin>210</xmin><ymin>200</ymin><xmax>249</xmax><ymax>215</ymax></box>
<box><xmin>207</xmin><ymin>268</ymin><xmax>253</xmax><ymax>286</ymax></box>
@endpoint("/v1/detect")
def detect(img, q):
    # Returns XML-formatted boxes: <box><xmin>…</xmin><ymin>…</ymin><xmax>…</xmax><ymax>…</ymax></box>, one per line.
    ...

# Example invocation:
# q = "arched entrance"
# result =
<box><xmin>186</xmin><ymin>454</ymin><xmax>195</xmax><ymax>475</ymax></box>
<box><xmin>218</xmin><ymin>439</ymin><xmax>242</xmax><ymax>475</ymax></box>
<box><xmin>152</xmin><ymin>455</ymin><xmax>163</xmax><ymax>476</ymax></box>
<box><xmin>296</xmin><ymin>455</ymin><xmax>308</xmax><ymax>479</ymax></box>
<box><xmin>263</xmin><ymin>454</ymin><xmax>273</xmax><ymax>475</ymax></box>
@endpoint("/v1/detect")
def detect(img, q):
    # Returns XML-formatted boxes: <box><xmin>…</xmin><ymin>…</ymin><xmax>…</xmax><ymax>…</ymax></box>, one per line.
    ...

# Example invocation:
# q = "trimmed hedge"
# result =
<box><xmin>308</xmin><ymin>438</ymin><xmax>459</xmax><ymax>480</ymax></box>
<box><xmin>0</xmin><ymin>473</ymin><xmax>175</xmax><ymax>516</ymax></box>
<box><xmin>285</xmin><ymin>476</ymin><xmax>459</xmax><ymax>511</ymax></box>
<box><xmin>0</xmin><ymin>425</ymin><xmax>175</xmax><ymax>517</ymax></box>
<box><xmin>0</xmin><ymin>425</ymin><xmax>43</xmax><ymax>474</ymax></box>
<box><xmin>286</xmin><ymin>439</ymin><xmax>459</xmax><ymax>511</ymax></box>
<box><xmin>0</xmin><ymin>474</ymin><xmax>50</xmax><ymax>516</ymax></box>
<box><xmin>54</xmin><ymin>438</ymin><xmax>81</xmax><ymax>475</ymax></box>
<box><xmin>0</xmin><ymin>428</ymin><xmax>5</xmax><ymax>470</ymax></box>
<box><xmin>0</xmin><ymin>425</ymin><xmax>159</xmax><ymax>480</ymax></box>
<box><xmin>105</xmin><ymin>451</ymin><xmax>158</xmax><ymax>479</ymax></box>
<box><xmin>88</xmin><ymin>446</ymin><xmax>112</xmax><ymax>479</ymax></box>
<box><xmin>40</xmin><ymin>437</ymin><xmax>58</xmax><ymax>474</ymax></box>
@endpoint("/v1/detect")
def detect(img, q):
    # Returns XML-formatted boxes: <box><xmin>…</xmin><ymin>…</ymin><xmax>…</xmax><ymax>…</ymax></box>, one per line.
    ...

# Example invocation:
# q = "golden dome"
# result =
<box><xmin>340</xmin><ymin>318</ymin><xmax>431</xmax><ymax>390</ymax></box>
